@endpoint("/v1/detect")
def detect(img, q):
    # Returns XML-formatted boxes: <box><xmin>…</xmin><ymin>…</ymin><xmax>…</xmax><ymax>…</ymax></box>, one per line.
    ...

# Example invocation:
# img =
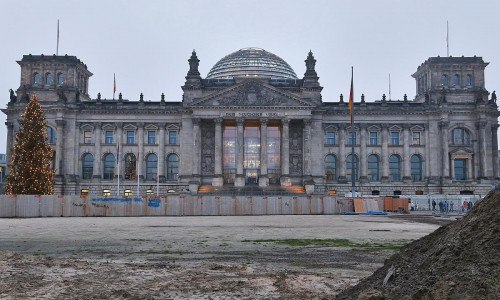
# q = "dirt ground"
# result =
<box><xmin>0</xmin><ymin>214</ymin><xmax>449</xmax><ymax>299</ymax></box>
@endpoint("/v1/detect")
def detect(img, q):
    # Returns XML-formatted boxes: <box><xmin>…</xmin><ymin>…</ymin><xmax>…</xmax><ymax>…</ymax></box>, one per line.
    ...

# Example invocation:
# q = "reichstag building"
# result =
<box><xmin>3</xmin><ymin>48</ymin><xmax>499</xmax><ymax>196</ymax></box>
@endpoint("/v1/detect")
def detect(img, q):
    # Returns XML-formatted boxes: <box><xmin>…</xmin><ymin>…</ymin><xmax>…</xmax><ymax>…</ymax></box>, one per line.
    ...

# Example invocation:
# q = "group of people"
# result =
<box><xmin>431</xmin><ymin>199</ymin><xmax>474</xmax><ymax>213</ymax></box>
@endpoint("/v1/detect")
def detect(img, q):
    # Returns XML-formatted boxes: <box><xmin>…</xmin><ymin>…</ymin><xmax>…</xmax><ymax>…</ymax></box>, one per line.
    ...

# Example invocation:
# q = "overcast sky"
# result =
<box><xmin>1</xmin><ymin>0</ymin><xmax>499</xmax><ymax>153</ymax></box>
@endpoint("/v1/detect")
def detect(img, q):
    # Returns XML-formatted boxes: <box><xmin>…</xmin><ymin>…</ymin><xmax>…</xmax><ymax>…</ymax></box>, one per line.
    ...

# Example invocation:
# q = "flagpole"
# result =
<box><xmin>113</xmin><ymin>73</ymin><xmax>116</xmax><ymax>100</ymax></box>
<box><xmin>117</xmin><ymin>135</ymin><xmax>120</xmax><ymax>196</ymax></box>
<box><xmin>56</xmin><ymin>20</ymin><xmax>59</xmax><ymax>56</ymax></box>
<box><xmin>350</xmin><ymin>67</ymin><xmax>356</xmax><ymax>197</ymax></box>
<box><xmin>137</xmin><ymin>145</ymin><xmax>140</xmax><ymax>196</ymax></box>
<box><xmin>447</xmin><ymin>21</ymin><xmax>449</xmax><ymax>57</ymax></box>
<box><xmin>156</xmin><ymin>155</ymin><xmax>160</xmax><ymax>196</ymax></box>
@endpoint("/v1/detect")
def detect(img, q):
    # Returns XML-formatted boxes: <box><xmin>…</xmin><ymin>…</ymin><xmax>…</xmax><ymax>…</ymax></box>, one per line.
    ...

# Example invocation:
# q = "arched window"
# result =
<box><xmin>46</xmin><ymin>127</ymin><xmax>56</xmax><ymax>143</ymax></box>
<box><xmin>146</xmin><ymin>153</ymin><xmax>158</xmax><ymax>180</ymax></box>
<box><xmin>453</xmin><ymin>74</ymin><xmax>460</xmax><ymax>86</ymax></box>
<box><xmin>46</xmin><ymin>73</ymin><xmax>53</xmax><ymax>84</ymax></box>
<box><xmin>389</xmin><ymin>154</ymin><xmax>401</xmax><ymax>181</ymax></box>
<box><xmin>103</xmin><ymin>153</ymin><xmax>115</xmax><ymax>179</ymax></box>
<box><xmin>124</xmin><ymin>153</ymin><xmax>136</xmax><ymax>180</ymax></box>
<box><xmin>411</xmin><ymin>155</ymin><xmax>422</xmax><ymax>181</ymax></box>
<box><xmin>368</xmin><ymin>154</ymin><xmax>379</xmax><ymax>181</ymax></box>
<box><xmin>346</xmin><ymin>154</ymin><xmax>358</xmax><ymax>181</ymax></box>
<box><xmin>82</xmin><ymin>153</ymin><xmax>94</xmax><ymax>180</ymax></box>
<box><xmin>441</xmin><ymin>74</ymin><xmax>448</xmax><ymax>86</ymax></box>
<box><xmin>465</xmin><ymin>75</ymin><xmax>472</xmax><ymax>86</ymax></box>
<box><xmin>33</xmin><ymin>72</ymin><xmax>41</xmax><ymax>84</ymax></box>
<box><xmin>167</xmin><ymin>153</ymin><xmax>179</xmax><ymax>180</ymax></box>
<box><xmin>57</xmin><ymin>73</ymin><xmax>64</xmax><ymax>85</ymax></box>
<box><xmin>325</xmin><ymin>154</ymin><xmax>336</xmax><ymax>181</ymax></box>
<box><xmin>453</xmin><ymin>128</ymin><xmax>470</xmax><ymax>145</ymax></box>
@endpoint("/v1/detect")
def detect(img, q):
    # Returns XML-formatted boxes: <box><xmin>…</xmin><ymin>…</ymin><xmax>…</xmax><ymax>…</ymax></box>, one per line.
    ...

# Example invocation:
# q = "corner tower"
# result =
<box><xmin>12</xmin><ymin>54</ymin><xmax>93</xmax><ymax>104</ymax></box>
<box><xmin>412</xmin><ymin>56</ymin><xmax>489</xmax><ymax>104</ymax></box>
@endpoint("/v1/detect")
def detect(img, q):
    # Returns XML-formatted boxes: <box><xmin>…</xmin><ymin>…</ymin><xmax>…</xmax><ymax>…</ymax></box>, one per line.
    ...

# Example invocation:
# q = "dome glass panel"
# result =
<box><xmin>206</xmin><ymin>47</ymin><xmax>298</xmax><ymax>80</ymax></box>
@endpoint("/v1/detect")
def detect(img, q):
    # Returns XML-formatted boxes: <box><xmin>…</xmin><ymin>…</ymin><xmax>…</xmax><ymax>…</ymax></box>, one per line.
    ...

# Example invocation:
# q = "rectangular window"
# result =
<box><xmin>454</xmin><ymin>159</ymin><xmax>467</xmax><ymax>180</ymax></box>
<box><xmin>326</xmin><ymin>132</ymin><xmax>335</xmax><ymax>145</ymax></box>
<box><xmin>84</xmin><ymin>131</ymin><xmax>92</xmax><ymax>144</ymax></box>
<box><xmin>391</xmin><ymin>132</ymin><xmax>400</xmax><ymax>145</ymax></box>
<box><xmin>169</xmin><ymin>131</ymin><xmax>177</xmax><ymax>144</ymax></box>
<box><xmin>127</xmin><ymin>131</ymin><xmax>135</xmax><ymax>144</ymax></box>
<box><xmin>412</xmin><ymin>132</ymin><xmax>421</xmax><ymax>145</ymax></box>
<box><xmin>148</xmin><ymin>131</ymin><xmax>156</xmax><ymax>144</ymax></box>
<box><xmin>348</xmin><ymin>132</ymin><xmax>356</xmax><ymax>145</ymax></box>
<box><xmin>105</xmin><ymin>131</ymin><xmax>113</xmax><ymax>144</ymax></box>
<box><xmin>369</xmin><ymin>132</ymin><xmax>378</xmax><ymax>145</ymax></box>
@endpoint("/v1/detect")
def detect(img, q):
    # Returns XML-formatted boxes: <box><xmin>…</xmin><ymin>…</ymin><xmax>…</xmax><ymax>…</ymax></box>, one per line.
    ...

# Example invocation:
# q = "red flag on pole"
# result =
<box><xmin>348</xmin><ymin>67</ymin><xmax>354</xmax><ymax>126</ymax></box>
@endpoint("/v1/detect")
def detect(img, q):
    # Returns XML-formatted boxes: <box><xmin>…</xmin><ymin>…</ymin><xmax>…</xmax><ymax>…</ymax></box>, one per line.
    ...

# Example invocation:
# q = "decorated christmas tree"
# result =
<box><xmin>5</xmin><ymin>94</ymin><xmax>55</xmax><ymax>195</ymax></box>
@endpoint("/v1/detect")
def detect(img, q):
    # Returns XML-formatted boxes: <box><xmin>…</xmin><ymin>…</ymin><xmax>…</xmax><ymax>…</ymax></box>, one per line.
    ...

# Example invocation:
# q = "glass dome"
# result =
<box><xmin>206</xmin><ymin>47</ymin><xmax>298</xmax><ymax>80</ymax></box>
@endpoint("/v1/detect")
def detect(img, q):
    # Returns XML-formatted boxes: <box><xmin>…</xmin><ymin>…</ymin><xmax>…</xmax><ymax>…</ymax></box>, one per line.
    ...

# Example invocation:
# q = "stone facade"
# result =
<box><xmin>2</xmin><ymin>51</ymin><xmax>499</xmax><ymax>196</ymax></box>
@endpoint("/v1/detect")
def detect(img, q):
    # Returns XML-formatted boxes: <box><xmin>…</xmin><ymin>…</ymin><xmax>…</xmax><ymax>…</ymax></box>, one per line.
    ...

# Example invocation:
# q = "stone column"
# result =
<box><xmin>5</xmin><ymin>121</ymin><xmax>14</xmax><ymax>176</ymax></box>
<box><xmin>191</xmin><ymin>118</ymin><xmax>201</xmax><ymax>178</ymax></box>
<box><xmin>212</xmin><ymin>118</ymin><xmax>223</xmax><ymax>187</ymax></box>
<box><xmin>381</xmin><ymin>125</ymin><xmax>389</xmax><ymax>182</ymax></box>
<box><xmin>492</xmin><ymin>125</ymin><xmax>499</xmax><ymax>179</ymax></box>
<box><xmin>55</xmin><ymin>120</ymin><xmax>65</xmax><ymax>181</ymax></box>
<box><xmin>402</xmin><ymin>125</ymin><xmax>411</xmax><ymax>182</ymax></box>
<box><xmin>235</xmin><ymin>118</ymin><xmax>245</xmax><ymax>187</ymax></box>
<box><xmin>338</xmin><ymin>124</ymin><xmax>347</xmax><ymax>183</ymax></box>
<box><xmin>280</xmin><ymin>118</ymin><xmax>291</xmax><ymax>186</ymax></box>
<box><xmin>138</xmin><ymin>123</ymin><xmax>144</xmax><ymax>180</ymax></box>
<box><xmin>259</xmin><ymin>119</ymin><xmax>269</xmax><ymax>187</ymax></box>
<box><xmin>359</xmin><ymin>124</ymin><xmax>368</xmax><ymax>183</ymax></box>
<box><xmin>158</xmin><ymin>124</ymin><xmax>166</xmax><ymax>182</ymax></box>
<box><xmin>303</xmin><ymin>119</ymin><xmax>312</xmax><ymax>179</ymax></box>
<box><xmin>93</xmin><ymin>123</ymin><xmax>102</xmax><ymax>179</ymax></box>
<box><xmin>424</xmin><ymin>124</ymin><xmax>430</xmax><ymax>180</ymax></box>
<box><xmin>116</xmin><ymin>123</ymin><xmax>123</xmax><ymax>179</ymax></box>
<box><xmin>478</xmin><ymin>121</ymin><xmax>488</xmax><ymax>179</ymax></box>
<box><xmin>440</xmin><ymin>121</ymin><xmax>450</xmax><ymax>179</ymax></box>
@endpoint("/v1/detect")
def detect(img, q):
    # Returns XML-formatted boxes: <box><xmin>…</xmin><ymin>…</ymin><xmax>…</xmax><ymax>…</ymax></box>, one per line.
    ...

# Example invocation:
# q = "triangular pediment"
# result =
<box><xmin>450</xmin><ymin>147</ymin><xmax>473</xmax><ymax>155</ymax></box>
<box><xmin>191</xmin><ymin>80</ymin><xmax>314</xmax><ymax>107</ymax></box>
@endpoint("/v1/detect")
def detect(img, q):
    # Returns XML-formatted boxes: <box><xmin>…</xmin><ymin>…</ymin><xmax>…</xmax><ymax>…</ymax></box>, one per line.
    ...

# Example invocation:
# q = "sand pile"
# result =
<box><xmin>336</xmin><ymin>188</ymin><xmax>500</xmax><ymax>300</ymax></box>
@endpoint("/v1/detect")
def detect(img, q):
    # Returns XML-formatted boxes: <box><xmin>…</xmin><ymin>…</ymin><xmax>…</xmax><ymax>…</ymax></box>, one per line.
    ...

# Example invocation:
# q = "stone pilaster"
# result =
<box><xmin>235</xmin><ymin>118</ymin><xmax>245</xmax><ymax>187</ymax></box>
<box><xmin>381</xmin><ymin>124</ymin><xmax>389</xmax><ymax>182</ymax></box>
<box><xmin>359</xmin><ymin>124</ymin><xmax>368</xmax><ymax>183</ymax></box>
<box><xmin>402</xmin><ymin>125</ymin><xmax>411</xmax><ymax>182</ymax></box>
<box><xmin>158</xmin><ymin>123</ymin><xmax>166</xmax><ymax>182</ymax></box>
<box><xmin>439</xmin><ymin>121</ymin><xmax>450</xmax><ymax>180</ymax></box>
<box><xmin>93</xmin><ymin>123</ymin><xmax>102</xmax><ymax>179</ymax></box>
<box><xmin>116</xmin><ymin>122</ymin><xmax>123</xmax><ymax>179</ymax></box>
<box><xmin>259</xmin><ymin>119</ymin><xmax>269</xmax><ymax>187</ymax></box>
<box><xmin>338</xmin><ymin>124</ymin><xmax>347</xmax><ymax>183</ymax></box>
<box><xmin>138</xmin><ymin>123</ymin><xmax>144</xmax><ymax>180</ymax></box>
<box><xmin>478</xmin><ymin>121</ymin><xmax>488</xmax><ymax>179</ymax></box>
<box><xmin>303</xmin><ymin>119</ymin><xmax>312</xmax><ymax>180</ymax></box>
<box><xmin>55</xmin><ymin>120</ymin><xmax>65</xmax><ymax>183</ymax></box>
<box><xmin>5</xmin><ymin>121</ymin><xmax>14</xmax><ymax>176</ymax></box>
<box><xmin>280</xmin><ymin>118</ymin><xmax>291</xmax><ymax>186</ymax></box>
<box><xmin>212</xmin><ymin>118</ymin><xmax>223</xmax><ymax>187</ymax></box>
<box><xmin>492</xmin><ymin>125</ymin><xmax>499</xmax><ymax>179</ymax></box>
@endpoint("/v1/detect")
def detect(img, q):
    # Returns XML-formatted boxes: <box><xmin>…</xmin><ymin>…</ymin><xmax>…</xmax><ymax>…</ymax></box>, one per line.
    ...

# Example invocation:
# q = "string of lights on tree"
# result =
<box><xmin>5</xmin><ymin>94</ymin><xmax>55</xmax><ymax>195</ymax></box>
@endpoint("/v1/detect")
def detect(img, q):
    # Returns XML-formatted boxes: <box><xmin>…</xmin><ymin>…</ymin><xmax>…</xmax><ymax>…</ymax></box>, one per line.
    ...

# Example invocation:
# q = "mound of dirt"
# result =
<box><xmin>336</xmin><ymin>188</ymin><xmax>500</xmax><ymax>300</ymax></box>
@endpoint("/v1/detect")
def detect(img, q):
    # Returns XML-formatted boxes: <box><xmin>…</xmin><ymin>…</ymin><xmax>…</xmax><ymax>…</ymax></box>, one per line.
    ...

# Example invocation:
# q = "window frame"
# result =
<box><xmin>411</xmin><ymin>155</ymin><xmax>422</xmax><ymax>181</ymax></box>
<box><xmin>369</xmin><ymin>132</ymin><xmax>378</xmax><ymax>145</ymax></box>
<box><xmin>83</xmin><ymin>131</ymin><xmax>92</xmax><ymax>144</ymax></box>
<box><xmin>103</xmin><ymin>153</ymin><xmax>115</xmax><ymax>180</ymax></box>
<box><xmin>147</xmin><ymin>130</ymin><xmax>156</xmax><ymax>145</ymax></box>
<box><xmin>412</xmin><ymin>132</ymin><xmax>421</xmax><ymax>145</ymax></box>
<box><xmin>145</xmin><ymin>153</ymin><xmax>158</xmax><ymax>180</ymax></box>
<box><xmin>168</xmin><ymin>131</ymin><xmax>177</xmax><ymax>144</ymax></box>
<box><xmin>57</xmin><ymin>73</ymin><xmax>64</xmax><ymax>85</ymax></box>
<box><xmin>326</xmin><ymin>132</ymin><xmax>335</xmax><ymax>145</ymax></box>
<box><xmin>347</xmin><ymin>132</ymin><xmax>356</xmax><ymax>145</ymax></box>
<box><xmin>105</xmin><ymin>131</ymin><xmax>114</xmax><ymax>144</ymax></box>
<box><xmin>82</xmin><ymin>153</ymin><xmax>94</xmax><ymax>180</ymax></box>
<box><xmin>391</xmin><ymin>131</ymin><xmax>400</xmax><ymax>145</ymax></box>
<box><xmin>126</xmin><ymin>131</ymin><xmax>135</xmax><ymax>144</ymax></box>
<box><xmin>325</xmin><ymin>154</ymin><xmax>336</xmax><ymax>181</ymax></box>
<box><xmin>389</xmin><ymin>154</ymin><xmax>401</xmax><ymax>181</ymax></box>
<box><xmin>367</xmin><ymin>154</ymin><xmax>379</xmax><ymax>181</ymax></box>
<box><xmin>167</xmin><ymin>153</ymin><xmax>179</xmax><ymax>180</ymax></box>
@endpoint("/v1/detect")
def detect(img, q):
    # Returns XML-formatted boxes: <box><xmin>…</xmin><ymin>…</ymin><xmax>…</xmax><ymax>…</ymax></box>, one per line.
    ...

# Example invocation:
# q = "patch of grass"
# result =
<box><xmin>106</xmin><ymin>254</ymin><xmax>116</xmax><ymax>259</ymax></box>
<box><xmin>243</xmin><ymin>238</ymin><xmax>351</xmax><ymax>247</ymax></box>
<box><xmin>369</xmin><ymin>229</ymin><xmax>391</xmax><ymax>232</ymax></box>
<box><xmin>242</xmin><ymin>238</ymin><xmax>408</xmax><ymax>251</ymax></box>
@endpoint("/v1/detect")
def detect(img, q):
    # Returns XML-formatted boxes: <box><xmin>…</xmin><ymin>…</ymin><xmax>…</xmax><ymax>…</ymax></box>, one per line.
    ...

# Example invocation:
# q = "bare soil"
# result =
<box><xmin>0</xmin><ymin>214</ymin><xmax>445</xmax><ymax>299</ymax></box>
<box><xmin>336</xmin><ymin>189</ymin><xmax>500</xmax><ymax>300</ymax></box>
